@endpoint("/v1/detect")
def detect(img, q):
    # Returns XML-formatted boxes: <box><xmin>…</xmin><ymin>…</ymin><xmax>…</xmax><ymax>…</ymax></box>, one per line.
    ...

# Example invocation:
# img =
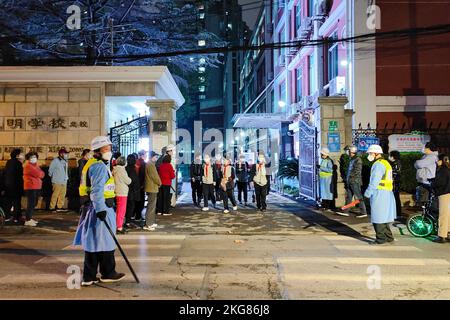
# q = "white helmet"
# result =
<box><xmin>349</xmin><ymin>145</ymin><xmax>358</xmax><ymax>153</ymax></box>
<box><xmin>91</xmin><ymin>136</ymin><xmax>112</xmax><ymax>150</ymax></box>
<box><xmin>367</xmin><ymin>144</ymin><xmax>383</xmax><ymax>154</ymax></box>
<box><xmin>166</xmin><ymin>144</ymin><xmax>175</xmax><ymax>152</ymax></box>
<box><xmin>320</xmin><ymin>147</ymin><xmax>330</xmax><ymax>156</ymax></box>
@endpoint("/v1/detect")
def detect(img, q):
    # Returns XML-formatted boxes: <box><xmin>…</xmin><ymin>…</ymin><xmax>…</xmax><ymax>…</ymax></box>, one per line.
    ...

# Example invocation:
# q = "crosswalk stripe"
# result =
<box><xmin>278</xmin><ymin>257</ymin><xmax>449</xmax><ymax>266</ymax></box>
<box><xmin>35</xmin><ymin>256</ymin><xmax>173</xmax><ymax>264</ymax></box>
<box><xmin>177</xmin><ymin>257</ymin><xmax>274</xmax><ymax>265</ymax></box>
<box><xmin>0</xmin><ymin>274</ymin><xmax>67</xmax><ymax>284</ymax></box>
<box><xmin>116</xmin><ymin>234</ymin><xmax>186</xmax><ymax>240</ymax></box>
<box><xmin>334</xmin><ymin>245</ymin><xmax>422</xmax><ymax>252</ymax></box>
<box><xmin>283</xmin><ymin>274</ymin><xmax>450</xmax><ymax>283</ymax></box>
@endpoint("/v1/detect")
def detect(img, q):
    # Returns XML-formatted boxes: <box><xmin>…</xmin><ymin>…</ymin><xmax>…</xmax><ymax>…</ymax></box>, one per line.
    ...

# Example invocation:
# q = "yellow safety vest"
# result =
<box><xmin>319</xmin><ymin>159</ymin><xmax>333</xmax><ymax>178</ymax></box>
<box><xmin>79</xmin><ymin>158</ymin><xmax>116</xmax><ymax>199</ymax></box>
<box><xmin>375</xmin><ymin>159</ymin><xmax>393</xmax><ymax>191</ymax></box>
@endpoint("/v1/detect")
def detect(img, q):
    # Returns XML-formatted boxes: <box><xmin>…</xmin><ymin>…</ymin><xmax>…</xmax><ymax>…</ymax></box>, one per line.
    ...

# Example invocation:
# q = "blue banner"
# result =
<box><xmin>357</xmin><ymin>137</ymin><xmax>379</xmax><ymax>152</ymax></box>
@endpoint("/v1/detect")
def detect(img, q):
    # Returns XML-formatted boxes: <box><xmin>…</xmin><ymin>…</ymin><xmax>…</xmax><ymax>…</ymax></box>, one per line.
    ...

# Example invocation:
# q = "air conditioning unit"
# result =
<box><xmin>278</xmin><ymin>55</ymin><xmax>286</xmax><ymax>67</ymax></box>
<box><xmin>328</xmin><ymin>76</ymin><xmax>346</xmax><ymax>96</ymax></box>
<box><xmin>297</xmin><ymin>17</ymin><xmax>313</xmax><ymax>39</ymax></box>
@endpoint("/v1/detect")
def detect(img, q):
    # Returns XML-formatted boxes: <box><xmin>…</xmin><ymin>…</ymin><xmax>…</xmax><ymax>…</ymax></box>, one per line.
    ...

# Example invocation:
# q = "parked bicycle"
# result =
<box><xmin>407</xmin><ymin>191</ymin><xmax>438</xmax><ymax>237</ymax></box>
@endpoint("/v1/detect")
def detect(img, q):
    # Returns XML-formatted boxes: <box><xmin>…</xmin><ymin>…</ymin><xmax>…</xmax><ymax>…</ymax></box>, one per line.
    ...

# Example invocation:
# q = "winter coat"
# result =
<box><xmin>159</xmin><ymin>163</ymin><xmax>175</xmax><ymax>186</ymax></box>
<box><xmin>346</xmin><ymin>156</ymin><xmax>363</xmax><ymax>185</ymax></box>
<box><xmin>213</xmin><ymin>164</ymin><xmax>223</xmax><ymax>187</ymax></box>
<box><xmin>364</xmin><ymin>160</ymin><xmax>396</xmax><ymax>224</ymax></box>
<box><xmin>218</xmin><ymin>165</ymin><xmax>236</xmax><ymax>190</ymax></box>
<box><xmin>74</xmin><ymin>161</ymin><xmax>116</xmax><ymax>252</ymax></box>
<box><xmin>145</xmin><ymin>161</ymin><xmax>161</xmax><ymax>193</ymax></box>
<box><xmin>433</xmin><ymin>166</ymin><xmax>450</xmax><ymax>197</ymax></box>
<box><xmin>48</xmin><ymin>157</ymin><xmax>68</xmax><ymax>184</ymax></box>
<box><xmin>319</xmin><ymin>157</ymin><xmax>334</xmax><ymax>200</ymax></box>
<box><xmin>249</xmin><ymin>163</ymin><xmax>268</xmax><ymax>187</ymax></box>
<box><xmin>135</xmin><ymin>158</ymin><xmax>146</xmax><ymax>189</ymax></box>
<box><xmin>415</xmin><ymin>152</ymin><xmax>438</xmax><ymax>184</ymax></box>
<box><xmin>4</xmin><ymin>158</ymin><xmax>23</xmax><ymax>196</ymax></box>
<box><xmin>390</xmin><ymin>160</ymin><xmax>401</xmax><ymax>193</ymax></box>
<box><xmin>23</xmin><ymin>162</ymin><xmax>45</xmax><ymax>190</ymax></box>
<box><xmin>112</xmin><ymin>165</ymin><xmax>132</xmax><ymax>197</ymax></box>
<box><xmin>125</xmin><ymin>165</ymin><xmax>140</xmax><ymax>201</ymax></box>
<box><xmin>235</xmin><ymin>162</ymin><xmax>249</xmax><ymax>182</ymax></box>
<box><xmin>190</xmin><ymin>162</ymin><xmax>203</xmax><ymax>181</ymax></box>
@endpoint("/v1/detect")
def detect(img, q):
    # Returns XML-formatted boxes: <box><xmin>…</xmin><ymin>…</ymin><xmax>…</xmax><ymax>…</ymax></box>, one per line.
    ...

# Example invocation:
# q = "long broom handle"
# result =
<box><xmin>102</xmin><ymin>219</ymin><xmax>140</xmax><ymax>284</ymax></box>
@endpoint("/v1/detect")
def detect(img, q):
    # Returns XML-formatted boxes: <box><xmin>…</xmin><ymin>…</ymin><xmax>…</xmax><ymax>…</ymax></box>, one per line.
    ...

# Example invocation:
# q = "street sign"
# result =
<box><xmin>357</xmin><ymin>136</ymin><xmax>379</xmax><ymax>152</ymax></box>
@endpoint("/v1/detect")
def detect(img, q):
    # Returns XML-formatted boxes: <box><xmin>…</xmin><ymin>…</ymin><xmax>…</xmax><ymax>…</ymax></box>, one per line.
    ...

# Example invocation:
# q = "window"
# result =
<box><xmin>309</xmin><ymin>54</ymin><xmax>316</xmax><ymax>95</ymax></box>
<box><xmin>279</xmin><ymin>82</ymin><xmax>286</xmax><ymax>110</ymax></box>
<box><xmin>198</xmin><ymin>40</ymin><xmax>206</xmax><ymax>46</ymax></box>
<box><xmin>308</xmin><ymin>0</ymin><xmax>315</xmax><ymax>17</ymax></box>
<box><xmin>327</xmin><ymin>33</ymin><xmax>339</xmax><ymax>82</ymax></box>
<box><xmin>199</xmin><ymin>86</ymin><xmax>205</xmax><ymax>93</ymax></box>
<box><xmin>295</xmin><ymin>4</ymin><xmax>302</xmax><ymax>37</ymax></box>
<box><xmin>198</xmin><ymin>66</ymin><xmax>206</xmax><ymax>73</ymax></box>
<box><xmin>296</xmin><ymin>68</ymin><xmax>303</xmax><ymax>102</ymax></box>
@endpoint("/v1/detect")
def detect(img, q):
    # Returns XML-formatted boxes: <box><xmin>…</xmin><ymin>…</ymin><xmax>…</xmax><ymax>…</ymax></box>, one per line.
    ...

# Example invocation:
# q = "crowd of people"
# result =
<box><xmin>318</xmin><ymin>142</ymin><xmax>450</xmax><ymax>245</ymax></box>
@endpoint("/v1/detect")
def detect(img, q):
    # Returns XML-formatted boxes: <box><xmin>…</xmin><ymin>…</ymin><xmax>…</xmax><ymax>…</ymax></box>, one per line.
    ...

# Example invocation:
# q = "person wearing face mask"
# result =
<box><xmin>389</xmin><ymin>150</ymin><xmax>402</xmax><ymax>219</ymax></box>
<box><xmin>74</xmin><ymin>136</ymin><xmax>125</xmax><ymax>286</ymax></box>
<box><xmin>23</xmin><ymin>152</ymin><xmax>45</xmax><ymax>227</ymax></box>
<box><xmin>190</xmin><ymin>153</ymin><xmax>203</xmax><ymax>207</ymax></box>
<box><xmin>213</xmin><ymin>154</ymin><xmax>223</xmax><ymax>202</ymax></box>
<box><xmin>364</xmin><ymin>145</ymin><xmax>396</xmax><ymax>245</ymax></box>
<box><xmin>124</xmin><ymin>154</ymin><xmax>140</xmax><ymax>229</ymax></box>
<box><xmin>414</xmin><ymin>142</ymin><xmax>439</xmax><ymax>204</ymax></box>
<box><xmin>235</xmin><ymin>154</ymin><xmax>249</xmax><ymax>206</ymax></box>
<box><xmin>318</xmin><ymin>147</ymin><xmax>335</xmax><ymax>211</ymax></box>
<box><xmin>250</xmin><ymin>155</ymin><xmax>269</xmax><ymax>212</ymax></box>
<box><xmin>339</xmin><ymin>145</ymin><xmax>351</xmax><ymax>189</ymax></box>
<box><xmin>432</xmin><ymin>154</ymin><xmax>450</xmax><ymax>243</ymax></box>
<box><xmin>3</xmin><ymin>149</ymin><xmax>24</xmax><ymax>223</ymax></box>
<box><xmin>78</xmin><ymin>149</ymin><xmax>91</xmax><ymax>179</ymax></box>
<box><xmin>48</xmin><ymin>147</ymin><xmax>69</xmax><ymax>212</ymax></box>
<box><xmin>201</xmin><ymin>154</ymin><xmax>216</xmax><ymax>211</ymax></box>
<box><xmin>220</xmin><ymin>157</ymin><xmax>238</xmax><ymax>213</ymax></box>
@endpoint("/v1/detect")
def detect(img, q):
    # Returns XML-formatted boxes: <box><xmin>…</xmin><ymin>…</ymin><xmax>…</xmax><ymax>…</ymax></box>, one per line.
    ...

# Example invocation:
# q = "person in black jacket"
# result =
<box><xmin>190</xmin><ymin>153</ymin><xmax>203</xmax><ymax>207</ymax></box>
<box><xmin>220</xmin><ymin>157</ymin><xmax>238</xmax><ymax>213</ymax></box>
<box><xmin>125</xmin><ymin>154</ymin><xmax>140</xmax><ymax>229</ymax></box>
<box><xmin>3</xmin><ymin>149</ymin><xmax>24</xmax><ymax>222</ymax></box>
<box><xmin>389</xmin><ymin>150</ymin><xmax>402</xmax><ymax>219</ymax></box>
<box><xmin>432</xmin><ymin>154</ymin><xmax>450</xmax><ymax>243</ymax></box>
<box><xmin>235</xmin><ymin>154</ymin><xmax>249</xmax><ymax>206</ymax></box>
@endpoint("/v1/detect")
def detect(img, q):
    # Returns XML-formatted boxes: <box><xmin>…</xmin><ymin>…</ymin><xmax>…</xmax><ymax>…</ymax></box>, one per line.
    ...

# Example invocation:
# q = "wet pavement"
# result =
<box><xmin>1</xmin><ymin>190</ymin><xmax>449</xmax><ymax>300</ymax></box>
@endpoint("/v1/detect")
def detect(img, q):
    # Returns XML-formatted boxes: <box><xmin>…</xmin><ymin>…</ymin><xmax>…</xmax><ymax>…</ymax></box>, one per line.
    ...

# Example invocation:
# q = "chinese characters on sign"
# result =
<box><xmin>1</xmin><ymin>117</ymin><xmax>90</xmax><ymax>131</ymax></box>
<box><xmin>328</xmin><ymin>132</ymin><xmax>341</xmax><ymax>152</ymax></box>
<box><xmin>357</xmin><ymin>137</ymin><xmax>380</xmax><ymax>152</ymax></box>
<box><xmin>388</xmin><ymin>134</ymin><xmax>430</xmax><ymax>153</ymax></box>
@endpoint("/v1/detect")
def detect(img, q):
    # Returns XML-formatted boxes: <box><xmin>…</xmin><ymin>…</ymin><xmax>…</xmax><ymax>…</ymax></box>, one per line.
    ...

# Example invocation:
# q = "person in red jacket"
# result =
<box><xmin>23</xmin><ymin>152</ymin><xmax>45</xmax><ymax>227</ymax></box>
<box><xmin>157</xmin><ymin>155</ymin><xmax>175</xmax><ymax>216</ymax></box>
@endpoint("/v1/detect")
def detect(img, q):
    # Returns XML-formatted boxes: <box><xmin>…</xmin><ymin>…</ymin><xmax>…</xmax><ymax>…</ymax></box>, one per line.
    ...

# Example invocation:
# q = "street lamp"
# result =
<box><xmin>278</xmin><ymin>101</ymin><xmax>286</xmax><ymax>108</ymax></box>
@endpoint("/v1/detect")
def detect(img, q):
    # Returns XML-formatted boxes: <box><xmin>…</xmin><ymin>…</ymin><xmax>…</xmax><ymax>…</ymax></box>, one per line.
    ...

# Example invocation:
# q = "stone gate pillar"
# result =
<box><xmin>318</xmin><ymin>97</ymin><xmax>352</xmax><ymax>207</ymax></box>
<box><xmin>146</xmin><ymin>99</ymin><xmax>177</xmax><ymax>155</ymax></box>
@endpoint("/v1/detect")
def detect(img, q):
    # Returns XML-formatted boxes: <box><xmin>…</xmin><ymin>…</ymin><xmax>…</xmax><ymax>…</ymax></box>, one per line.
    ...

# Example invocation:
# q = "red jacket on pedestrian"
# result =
<box><xmin>23</xmin><ymin>162</ymin><xmax>45</xmax><ymax>190</ymax></box>
<box><xmin>158</xmin><ymin>163</ymin><xmax>175</xmax><ymax>186</ymax></box>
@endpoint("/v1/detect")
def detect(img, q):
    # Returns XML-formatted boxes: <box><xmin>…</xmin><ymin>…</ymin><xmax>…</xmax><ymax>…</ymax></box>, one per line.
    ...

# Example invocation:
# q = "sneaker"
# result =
<box><xmin>81</xmin><ymin>278</ymin><xmax>100</xmax><ymax>287</ymax></box>
<box><xmin>355</xmin><ymin>213</ymin><xmax>368</xmax><ymax>218</ymax></box>
<box><xmin>24</xmin><ymin>220</ymin><xmax>37</xmax><ymax>227</ymax></box>
<box><xmin>156</xmin><ymin>212</ymin><xmax>163</xmax><ymax>216</ymax></box>
<box><xmin>369</xmin><ymin>240</ymin><xmax>388</xmax><ymax>245</ymax></box>
<box><xmin>162</xmin><ymin>213</ymin><xmax>172</xmax><ymax>216</ymax></box>
<box><xmin>244</xmin><ymin>203</ymin><xmax>248</xmax><ymax>207</ymax></box>
<box><xmin>150</xmin><ymin>224</ymin><xmax>158</xmax><ymax>228</ymax></box>
<box><xmin>202</xmin><ymin>207</ymin><xmax>209</xmax><ymax>212</ymax></box>
<box><xmin>29</xmin><ymin>219</ymin><xmax>39</xmax><ymax>224</ymax></box>
<box><xmin>56</xmin><ymin>209</ymin><xmax>68</xmax><ymax>213</ymax></box>
<box><xmin>100</xmin><ymin>272</ymin><xmax>126</xmax><ymax>283</ymax></box>
<box><xmin>142</xmin><ymin>225</ymin><xmax>156</xmax><ymax>231</ymax></box>
<box><xmin>432</xmin><ymin>236</ymin><xmax>446</xmax><ymax>244</ymax></box>
<box><xmin>261</xmin><ymin>208</ymin><xmax>266</xmax><ymax>212</ymax></box>
<box><xmin>232</xmin><ymin>206</ymin><xmax>238</xmax><ymax>211</ymax></box>
<box><xmin>335</xmin><ymin>211</ymin><xmax>350</xmax><ymax>217</ymax></box>
<box><xmin>223</xmin><ymin>209</ymin><xmax>230</xmax><ymax>214</ymax></box>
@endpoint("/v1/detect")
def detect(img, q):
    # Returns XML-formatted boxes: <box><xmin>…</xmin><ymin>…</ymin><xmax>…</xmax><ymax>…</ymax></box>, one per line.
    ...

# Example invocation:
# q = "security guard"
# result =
<box><xmin>364</xmin><ymin>144</ymin><xmax>396</xmax><ymax>245</ymax></box>
<box><xmin>319</xmin><ymin>147</ymin><xmax>334</xmax><ymax>210</ymax></box>
<box><xmin>74</xmin><ymin>136</ymin><xmax>125</xmax><ymax>286</ymax></box>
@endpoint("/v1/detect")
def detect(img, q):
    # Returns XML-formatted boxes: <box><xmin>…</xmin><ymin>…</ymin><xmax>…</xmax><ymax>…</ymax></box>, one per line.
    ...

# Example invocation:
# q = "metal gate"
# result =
<box><xmin>298</xmin><ymin>120</ymin><xmax>319</xmax><ymax>202</ymax></box>
<box><xmin>109</xmin><ymin>115</ymin><xmax>149</xmax><ymax>156</ymax></box>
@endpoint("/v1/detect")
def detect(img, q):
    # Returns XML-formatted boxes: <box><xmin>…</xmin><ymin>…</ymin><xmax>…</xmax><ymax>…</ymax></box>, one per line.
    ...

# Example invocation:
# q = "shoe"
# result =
<box><xmin>355</xmin><ymin>213</ymin><xmax>368</xmax><ymax>218</ymax></box>
<box><xmin>223</xmin><ymin>209</ymin><xmax>230</xmax><ymax>214</ymax></box>
<box><xmin>29</xmin><ymin>219</ymin><xmax>39</xmax><ymax>224</ymax></box>
<box><xmin>56</xmin><ymin>209</ymin><xmax>68</xmax><ymax>213</ymax></box>
<box><xmin>150</xmin><ymin>224</ymin><xmax>158</xmax><ymax>228</ymax></box>
<box><xmin>156</xmin><ymin>212</ymin><xmax>162</xmax><ymax>215</ymax></box>
<box><xmin>202</xmin><ymin>207</ymin><xmax>209</xmax><ymax>212</ymax></box>
<box><xmin>100</xmin><ymin>272</ymin><xmax>126</xmax><ymax>283</ymax></box>
<box><xmin>369</xmin><ymin>240</ymin><xmax>387</xmax><ymax>245</ymax></box>
<box><xmin>261</xmin><ymin>208</ymin><xmax>266</xmax><ymax>212</ymax></box>
<box><xmin>142</xmin><ymin>225</ymin><xmax>156</xmax><ymax>231</ymax></box>
<box><xmin>244</xmin><ymin>203</ymin><xmax>248</xmax><ymax>207</ymax></box>
<box><xmin>81</xmin><ymin>278</ymin><xmax>100</xmax><ymax>286</ymax></box>
<box><xmin>432</xmin><ymin>236</ymin><xmax>446</xmax><ymax>244</ymax></box>
<box><xmin>24</xmin><ymin>220</ymin><xmax>37</xmax><ymax>227</ymax></box>
<box><xmin>232</xmin><ymin>206</ymin><xmax>238</xmax><ymax>211</ymax></box>
<box><xmin>335</xmin><ymin>211</ymin><xmax>350</xmax><ymax>217</ymax></box>
<box><xmin>162</xmin><ymin>213</ymin><xmax>172</xmax><ymax>216</ymax></box>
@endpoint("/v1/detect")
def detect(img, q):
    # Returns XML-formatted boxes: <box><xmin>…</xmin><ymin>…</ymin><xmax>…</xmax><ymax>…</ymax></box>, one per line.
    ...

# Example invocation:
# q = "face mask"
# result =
<box><xmin>30</xmin><ymin>157</ymin><xmax>37</xmax><ymax>164</ymax></box>
<box><xmin>388</xmin><ymin>156</ymin><xmax>394</xmax><ymax>162</ymax></box>
<box><xmin>102</xmin><ymin>151</ymin><xmax>112</xmax><ymax>161</ymax></box>
<box><xmin>63</xmin><ymin>154</ymin><xmax>68</xmax><ymax>160</ymax></box>
<box><xmin>367</xmin><ymin>154</ymin><xmax>375</xmax><ymax>162</ymax></box>
<box><xmin>345</xmin><ymin>150</ymin><xmax>350</xmax><ymax>155</ymax></box>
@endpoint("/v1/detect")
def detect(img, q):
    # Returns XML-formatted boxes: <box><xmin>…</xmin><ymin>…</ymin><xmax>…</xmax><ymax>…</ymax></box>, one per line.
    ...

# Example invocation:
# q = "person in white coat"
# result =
<box><xmin>112</xmin><ymin>157</ymin><xmax>131</xmax><ymax>234</ymax></box>
<box><xmin>364</xmin><ymin>144</ymin><xmax>397</xmax><ymax>245</ymax></box>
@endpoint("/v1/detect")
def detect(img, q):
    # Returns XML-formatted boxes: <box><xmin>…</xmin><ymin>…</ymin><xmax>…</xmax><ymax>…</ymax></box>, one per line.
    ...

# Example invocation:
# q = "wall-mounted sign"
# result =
<box><xmin>388</xmin><ymin>134</ymin><xmax>430</xmax><ymax>153</ymax></box>
<box><xmin>328</xmin><ymin>120</ymin><xmax>338</xmax><ymax>132</ymax></box>
<box><xmin>152</xmin><ymin>121</ymin><xmax>167</xmax><ymax>132</ymax></box>
<box><xmin>357</xmin><ymin>136</ymin><xmax>380</xmax><ymax>152</ymax></box>
<box><xmin>328</xmin><ymin>132</ymin><xmax>341</xmax><ymax>152</ymax></box>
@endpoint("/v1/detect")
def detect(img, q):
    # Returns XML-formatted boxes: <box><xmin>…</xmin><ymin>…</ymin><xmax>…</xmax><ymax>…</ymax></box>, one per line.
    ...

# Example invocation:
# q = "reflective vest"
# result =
<box><xmin>375</xmin><ymin>159</ymin><xmax>393</xmax><ymax>191</ymax></box>
<box><xmin>319</xmin><ymin>159</ymin><xmax>333</xmax><ymax>178</ymax></box>
<box><xmin>79</xmin><ymin>158</ymin><xmax>115</xmax><ymax>199</ymax></box>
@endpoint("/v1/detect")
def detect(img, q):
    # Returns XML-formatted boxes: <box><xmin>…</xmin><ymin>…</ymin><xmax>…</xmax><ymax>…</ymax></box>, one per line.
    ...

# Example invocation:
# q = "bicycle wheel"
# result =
<box><xmin>0</xmin><ymin>206</ymin><xmax>5</xmax><ymax>229</ymax></box>
<box><xmin>407</xmin><ymin>214</ymin><xmax>434</xmax><ymax>238</ymax></box>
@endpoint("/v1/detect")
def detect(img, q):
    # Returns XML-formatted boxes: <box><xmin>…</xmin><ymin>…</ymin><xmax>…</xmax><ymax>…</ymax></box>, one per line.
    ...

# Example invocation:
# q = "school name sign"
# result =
<box><xmin>388</xmin><ymin>134</ymin><xmax>431</xmax><ymax>153</ymax></box>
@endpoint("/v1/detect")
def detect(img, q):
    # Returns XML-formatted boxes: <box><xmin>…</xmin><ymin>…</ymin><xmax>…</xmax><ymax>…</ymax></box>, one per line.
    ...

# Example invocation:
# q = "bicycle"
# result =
<box><xmin>406</xmin><ymin>191</ymin><xmax>438</xmax><ymax>237</ymax></box>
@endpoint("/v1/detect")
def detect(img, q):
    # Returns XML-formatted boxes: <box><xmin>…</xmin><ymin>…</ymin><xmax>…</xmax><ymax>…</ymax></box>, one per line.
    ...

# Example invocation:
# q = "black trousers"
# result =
<box><xmin>202</xmin><ymin>184</ymin><xmax>216</xmax><ymax>208</ymax></box>
<box><xmin>125</xmin><ymin>198</ymin><xmax>136</xmax><ymax>224</ymax></box>
<box><xmin>222</xmin><ymin>188</ymin><xmax>237</xmax><ymax>210</ymax></box>
<box><xmin>214</xmin><ymin>184</ymin><xmax>222</xmax><ymax>201</ymax></box>
<box><xmin>254</xmin><ymin>184</ymin><xmax>267</xmax><ymax>210</ymax></box>
<box><xmin>191</xmin><ymin>180</ymin><xmax>202</xmax><ymax>205</ymax></box>
<box><xmin>134</xmin><ymin>190</ymin><xmax>145</xmax><ymax>219</ymax></box>
<box><xmin>373</xmin><ymin>223</ymin><xmax>394</xmax><ymax>243</ymax></box>
<box><xmin>83</xmin><ymin>250</ymin><xmax>116</xmax><ymax>281</ymax></box>
<box><xmin>237</xmin><ymin>181</ymin><xmax>248</xmax><ymax>203</ymax></box>
<box><xmin>25</xmin><ymin>190</ymin><xmax>39</xmax><ymax>220</ymax></box>
<box><xmin>157</xmin><ymin>185</ymin><xmax>171</xmax><ymax>214</ymax></box>
<box><xmin>393</xmin><ymin>190</ymin><xmax>402</xmax><ymax>217</ymax></box>
<box><xmin>4</xmin><ymin>195</ymin><xmax>22</xmax><ymax>220</ymax></box>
